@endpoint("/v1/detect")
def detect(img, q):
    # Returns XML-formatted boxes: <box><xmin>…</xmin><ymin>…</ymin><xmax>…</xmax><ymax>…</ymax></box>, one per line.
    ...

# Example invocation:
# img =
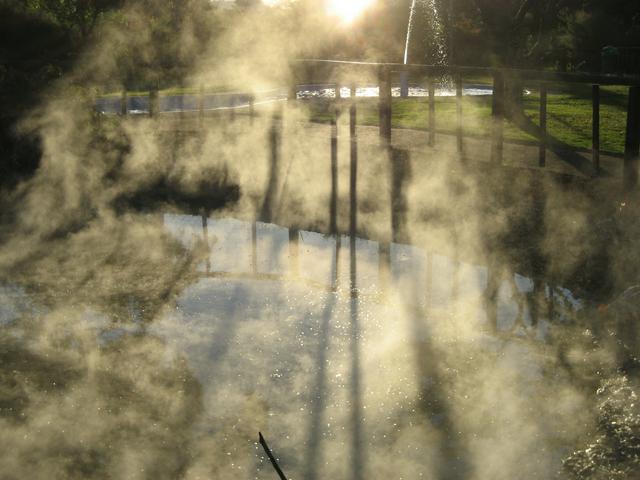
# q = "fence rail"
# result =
<box><xmin>102</xmin><ymin>60</ymin><xmax>640</xmax><ymax>189</ymax></box>
<box><xmin>294</xmin><ymin>60</ymin><xmax>640</xmax><ymax>189</ymax></box>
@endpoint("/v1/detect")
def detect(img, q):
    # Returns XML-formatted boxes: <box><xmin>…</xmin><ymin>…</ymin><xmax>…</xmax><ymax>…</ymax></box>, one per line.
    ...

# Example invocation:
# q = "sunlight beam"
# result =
<box><xmin>326</xmin><ymin>0</ymin><xmax>374</xmax><ymax>24</ymax></box>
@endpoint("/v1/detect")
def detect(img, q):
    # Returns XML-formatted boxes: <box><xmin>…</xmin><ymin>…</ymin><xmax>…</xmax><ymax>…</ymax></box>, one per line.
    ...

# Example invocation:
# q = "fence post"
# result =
<box><xmin>592</xmin><ymin>84</ymin><xmax>600</xmax><ymax>173</ymax></box>
<box><xmin>378</xmin><ymin>242</ymin><xmax>390</xmax><ymax>298</ymax></box>
<box><xmin>624</xmin><ymin>85</ymin><xmax>640</xmax><ymax>192</ymax></box>
<box><xmin>249</xmin><ymin>94</ymin><xmax>255</xmax><ymax>124</ymax></box>
<box><xmin>484</xmin><ymin>261</ymin><xmax>500</xmax><ymax>334</ymax></box>
<box><xmin>456</xmin><ymin>74</ymin><xmax>463</xmax><ymax>155</ymax></box>
<box><xmin>260</xmin><ymin>107</ymin><xmax>281</xmax><ymax>223</ymax></box>
<box><xmin>330</xmin><ymin>108</ymin><xmax>339</xmax><ymax>235</ymax></box>
<box><xmin>400</xmin><ymin>70</ymin><xmax>409</xmax><ymax>98</ymax></box>
<box><xmin>120</xmin><ymin>89</ymin><xmax>127</xmax><ymax>116</ymax></box>
<box><xmin>229</xmin><ymin>94</ymin><xmax>236</xmax><ymax>122</ymax></box>
<box><xmin>491</xmin><ymin>72</ymin><xmax>504</xmax><ymax>164</ymax></box>
<box><xmin>428</xmin><ymin>77</ymin><xmax>436</xmax><ymax>147</ymax></box>
<box><xmin>289</xmin><ymin>79</ymin><xmax>297</xmax><ymax>103</ymax></box>
<box><xmin>252</xmin><ymin>221</ymin><xmax>258</xmax><ymax>275</ymax></box>
<box><xmin>289</xmin><ymin>229</ymin><xmax>299</xmax><ymax>278</ymax></box>
<box><xmin>198</xmin><ymin>85</ymin><xmax>205</xmax><ymax>126</ymax></box>
<box><xmin>378</xmin><ymin>67</ymin><xmax>392</xmax><ymax>143</ymax></box>
<box><xmin>201</xmin><ymin>213</ymin><xmax>210</xmax><ymax>274</ymax></box>
<box><xmin>391</xmin><ymin>148</ymin><xmax>411</xmax><ymax>244</ymax></box>
<box><xmin>350</xmin><ymin>88</ymin><xmax>358</xmax><ymax>297</ymax></box>
<box><xmin>149</xmin><ymin>88</ymin><xmax>159</xmax><ymax>117</ymax></box>
<box><xmin>539</xmin><ymin>84</ymin><xmax>547</xmax><ymax>168</ymax></box>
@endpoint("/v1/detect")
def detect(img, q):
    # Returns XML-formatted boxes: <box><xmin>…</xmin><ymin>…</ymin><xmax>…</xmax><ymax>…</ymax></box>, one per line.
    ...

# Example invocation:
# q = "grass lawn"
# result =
<box><xmin>305</xmin><ymin>84</ymin><xmax>630</xmax><ymax>155</ymax></box>
<box><xmin>101</xmin><ymin>82</ymin><xmax>630</xmax><ymax>155</ymax></box>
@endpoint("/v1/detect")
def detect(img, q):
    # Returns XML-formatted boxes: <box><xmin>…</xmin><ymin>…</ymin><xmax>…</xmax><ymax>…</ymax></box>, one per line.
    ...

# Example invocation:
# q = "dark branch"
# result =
<box><xmin>258</xmin><ymin>432</ymin><xmax>288</xmax><ymax>480</ymax></box>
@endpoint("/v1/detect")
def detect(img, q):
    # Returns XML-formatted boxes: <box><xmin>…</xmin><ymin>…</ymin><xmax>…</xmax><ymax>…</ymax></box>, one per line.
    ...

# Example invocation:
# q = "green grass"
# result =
<box><xmin>307</xmin><ymin>85</ymin><xmax>630</xmax><ymax>154</ymax></box>
<box><xmin>100</xmin><ymin>82</ymin><xmax>630</xmax><ymax>155</ymax></box>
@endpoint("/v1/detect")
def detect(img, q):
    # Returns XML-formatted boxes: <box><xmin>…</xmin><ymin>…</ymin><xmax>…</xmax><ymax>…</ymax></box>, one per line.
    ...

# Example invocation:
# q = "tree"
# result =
<box><xmin>0</xmin><ymin>1</ymin><xmax>75</xmax><ymax>187</ymax></box>
<box><xmin>560</xmin><ymin>0</ymin><xmax>640</xmax><ymax>72</ymax></box>
<box><xmin>25</xmin><ymin>0</ymin><xmax>124</xmax><ymax>39</ymax></box>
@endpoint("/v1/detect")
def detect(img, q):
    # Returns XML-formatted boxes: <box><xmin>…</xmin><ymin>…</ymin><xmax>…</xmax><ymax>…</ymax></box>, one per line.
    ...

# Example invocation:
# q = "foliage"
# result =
<box><xmin>25</xmin><ymin>0</ymin><xmax>124</xmax><ymax>39</ymax></box>
<box><xmin>0</xmin><ymin>1</ymin><xmax>73</xmax><ymax>187</ymax></box>
<box><xmin>564</xmin><ymin>376</ymin><xmax>640</xmax><ymax>479</ymax></box>
<box><xmin>0</xmin><ymin>0</ymin><xmax>224</xmax><ymax>187</ymax></box>
<box><xmin>559</xmin><ymin>0</ymin><xmax>640</xmax><ymax>72</ymax></box>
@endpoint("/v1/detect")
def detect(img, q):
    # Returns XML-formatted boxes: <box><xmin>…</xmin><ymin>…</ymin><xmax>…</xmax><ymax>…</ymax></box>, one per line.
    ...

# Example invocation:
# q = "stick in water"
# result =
<box><xmin>258</xmin><ymin>432</ymin><xmax>288</xmax><ymax>480</ymax></box>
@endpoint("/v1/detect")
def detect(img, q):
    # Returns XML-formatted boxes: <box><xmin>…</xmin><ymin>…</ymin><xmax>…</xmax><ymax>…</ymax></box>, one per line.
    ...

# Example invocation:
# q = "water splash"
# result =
<box><xmin>403</xmin><ymin>0</ymin><xmax>418</xmax><ymax>65</ymax></box>
<box><xmin>403</xmin><ymin>0</ymin><xmax>448</xmax><ymax>66</ymax></box>
<box><xmin>427</xmin><ymin>0</ymin><xmax>448</xmax><ymax>66</ymax></box>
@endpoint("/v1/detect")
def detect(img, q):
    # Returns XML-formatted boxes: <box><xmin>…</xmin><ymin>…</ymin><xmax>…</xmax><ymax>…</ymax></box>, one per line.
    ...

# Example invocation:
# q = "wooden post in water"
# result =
<box><xmin>428</xmin><ymin>78</ymin><xmax>436</xmax><ymax>147</ymax></box>
<box><xmin>491</xmin><ymin>72</ymin><xmax>504</xmax><ymax>164</ymax></box>
<box><xmin>539</xmin><ymin>84</ymin><xmax>547</xmax><ymax>168</ymax></box>
<box><xmin>378</xmin><ymin>67</ymin><xmax>392</xmax><ymax>144</ymax></box>
<box><xmin>624</xmin><ymin>86</ymin><xmax>640</xmax><ymax>192</ymax></box>
<box><xmin>456</xmin><ymin>74</ymin><xmax>463</xmax><ymax>155</ymax></box>
<box><xmin>592</xmin><ymin>84</ymin><xmax>600</xmax><ymax>173</ymax></box>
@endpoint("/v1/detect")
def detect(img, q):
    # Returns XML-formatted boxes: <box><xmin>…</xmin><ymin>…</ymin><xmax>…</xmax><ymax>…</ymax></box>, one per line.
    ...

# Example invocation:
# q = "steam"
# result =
<box><xmin>0</xmin><ymin>1</ymin><xmax>633</xmax><ymax>479</ymax></box>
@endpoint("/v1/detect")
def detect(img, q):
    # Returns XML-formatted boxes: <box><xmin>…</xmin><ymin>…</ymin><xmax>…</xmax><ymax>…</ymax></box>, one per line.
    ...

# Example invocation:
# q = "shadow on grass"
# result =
<box><xmin>512</xmin><ymin>112</ymin><xmax>599</xmax><ymax>177</ymax></box>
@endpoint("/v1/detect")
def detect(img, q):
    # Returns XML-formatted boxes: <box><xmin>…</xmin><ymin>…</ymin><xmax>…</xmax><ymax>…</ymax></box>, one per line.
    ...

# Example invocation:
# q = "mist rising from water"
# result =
<box><xmin>0</xmin><ymin>1</ymin><xmax>635</xmax><ymax>479</ymax></box>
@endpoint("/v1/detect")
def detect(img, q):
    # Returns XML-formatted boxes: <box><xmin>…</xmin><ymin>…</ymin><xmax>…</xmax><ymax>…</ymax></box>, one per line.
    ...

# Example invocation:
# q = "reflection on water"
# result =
<box><xmin>0</xmin><ymin>210</ymin><xmax>589</xmax><ymax>480</ymax></box>
<box><xmin>164</xmin><ymin>213</ymin><xmax>581</xmax><ymax>334</ymax></box>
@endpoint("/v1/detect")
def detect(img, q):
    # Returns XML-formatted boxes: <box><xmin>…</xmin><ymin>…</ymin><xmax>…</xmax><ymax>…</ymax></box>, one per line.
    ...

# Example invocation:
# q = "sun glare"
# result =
<box><xmin>326</xmin><ymin>0</ymin><xmax>374</xmax><ymax>24</ymax></box>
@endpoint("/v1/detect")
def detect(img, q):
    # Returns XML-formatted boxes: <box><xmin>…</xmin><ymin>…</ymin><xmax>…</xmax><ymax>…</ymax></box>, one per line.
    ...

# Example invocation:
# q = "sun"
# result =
<box><xmin>326</xmin><ymin>0</ymin><xmax>374</xmax><ymax>24</ymax></box>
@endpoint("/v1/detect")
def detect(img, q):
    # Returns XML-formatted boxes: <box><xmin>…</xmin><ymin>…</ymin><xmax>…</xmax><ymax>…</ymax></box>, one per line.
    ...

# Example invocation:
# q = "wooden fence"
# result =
<box><xmin>294</xmin><ymin>60</ymin><xmax>640</xmax><ymax>189</ymax></box>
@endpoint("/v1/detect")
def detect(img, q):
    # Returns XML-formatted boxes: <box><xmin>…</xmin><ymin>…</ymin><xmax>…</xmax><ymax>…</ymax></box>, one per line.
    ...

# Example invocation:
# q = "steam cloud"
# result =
<box><xmin>0</xmin><ymin>1</ymin><xmax>632</xmax><ymax>479</ymax></box>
